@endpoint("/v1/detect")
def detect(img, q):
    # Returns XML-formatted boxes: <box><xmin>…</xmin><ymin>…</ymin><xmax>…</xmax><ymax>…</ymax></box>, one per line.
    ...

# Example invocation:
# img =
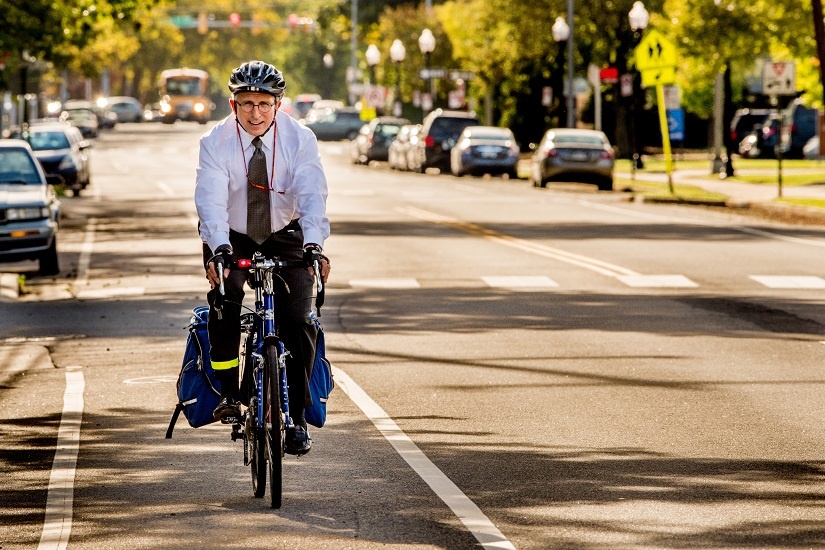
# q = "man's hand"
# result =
<box><xmin>303</xmin><ymin>244</ymin><xmax>330</xmax><ymax>284</ymax></box>
<box><xmin>206</xmin><ymin>244</ymin><xmax>233</xmax><ymax>289</ymax></box>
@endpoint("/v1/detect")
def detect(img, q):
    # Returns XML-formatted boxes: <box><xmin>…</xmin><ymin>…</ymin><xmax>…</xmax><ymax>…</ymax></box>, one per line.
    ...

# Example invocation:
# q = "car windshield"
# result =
<box><xmin>553</xmin><ymin>134</ymin><xmax>605</xmax><ymax>146</ymax></box>
<box><xmin>0</xmin><ymin>149</ymin><xmax>42</xmax><ymax>184</ymax></box>
<box><xmin>26</xmin><ymin>131</ymin><xmax>71</xmax><ymax>151</ymax></box>
<box><xmin>469</xmin><ymin>132</ymin><xmax>511</xmax><ymax>141</ymax></box>
<box><xmin>376</xmin><ymin>124</ymin><xmax>402</xmax><ymax>137</ymax></box>
<box><xmin>430</xmin><ymin>117</ymin><xmax>479</xmax><ymax>138</ymax></box>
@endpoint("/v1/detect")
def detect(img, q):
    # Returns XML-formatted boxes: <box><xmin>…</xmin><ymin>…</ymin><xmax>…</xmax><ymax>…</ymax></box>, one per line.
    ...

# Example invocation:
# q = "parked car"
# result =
<box><xmin>450</xmin><ymin>126</ymin><xmax>520</xmax><ymax>178</ymax></box>
<box><xmin>729</xmin><ymin>108</ymin><xmax>772</xmax><ymax>148</ymax></box>
<box><xmin>782</xmin><ymin>99</ymin><xmax>817</xmax><ymax>158</ymax></box>
<box><xmin>62</xmin><ymin>99</ymin><xmax>117</xmax><ymax>129</ymax></box>
<box><xmin>388</xmin><ymin>124</ymin><xmax>420</xmax><ymax>170</ymax></box>
<box><xmin>803</xmin><ymin>135</ymin><xmax>822</xmax><ymax>160</ymax></box>
<box><xmin>294</xmin><ymin>93</ymin><xmax>323</xmax><ymax>120</ymax></box>
<box><xmin>59</xmin><ymin>108</ymin><xmax>99</xmax><ymax>138</ymax></box>
<box><xmin>10</xmin><ymin>122</ymin><xmax>92</xmax><ymax>197</ymax></box>
<box><xmin>405</xmin><ymin>126</ymin><xmax>424</xmax><ymax>172</ymax></box>
<box><xmin>738</xmin><ymin>113</ymin><xmax>782</xmax><ymax>159</ymax></box>
<box><xmin>0</xmin><ymin>139</ymin><xmax>61</xmax><ymax>275</ymax></box>
<box><xmin>412</xmin><ymin>109</ymin><xmax>481</xmax><ymax>173</ymax></box>
<box><xmin>528</xmin><ymin>128</ymin><xmax>615</xmax><ymax>190</ymax></box>
<box><xmin>105</xmin><ymin>96</ymin><xmax>144</xmax><ymax>123</ymax></box>
<box><xmin>143</xmin><ymin>102</ymin><xmax>164</xmax><ymax>122</ymax></box>
<box><xmin>350</xmin><ymin>116</ymin><xmax>410</xmax><ymax>164</ymax></box>
<box><xmin>301</xmin><ymin>107</ymin><xmax>365</xmax><ymax>141</ymax></box>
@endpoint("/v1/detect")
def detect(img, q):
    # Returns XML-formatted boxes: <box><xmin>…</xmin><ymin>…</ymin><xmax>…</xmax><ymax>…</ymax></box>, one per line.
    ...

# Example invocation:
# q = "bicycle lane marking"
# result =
<box><xmin>38</xmin><ymin>367</ymin><xmax>85</xmax><ymax>550</ymax></box>
<box><xmin>332</xmin><ymin>366</ymin><xmax>516</xmax><ymax>550</ymax></box>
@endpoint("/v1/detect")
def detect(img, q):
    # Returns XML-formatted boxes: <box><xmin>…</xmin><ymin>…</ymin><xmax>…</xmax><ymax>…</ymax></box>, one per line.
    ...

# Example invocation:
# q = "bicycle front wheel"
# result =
<box><xmin>265</xmin><ymin>342</ymin><xmax>284</xmax><ymax>509</ymax></box>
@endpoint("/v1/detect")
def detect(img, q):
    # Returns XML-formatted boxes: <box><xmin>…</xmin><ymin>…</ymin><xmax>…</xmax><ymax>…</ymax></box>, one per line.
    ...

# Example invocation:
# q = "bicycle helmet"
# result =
<box><xmin>228</xmin><ymin>61</ymin><xmax>286</xmax><ymax>98</ymax></box>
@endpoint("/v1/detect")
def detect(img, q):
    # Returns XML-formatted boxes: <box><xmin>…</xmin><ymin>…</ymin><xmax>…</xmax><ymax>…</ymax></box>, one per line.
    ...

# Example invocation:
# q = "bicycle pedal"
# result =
<box><xmin>220</xmin><ymin>416</ymin><xmax>240</xmax><ymax>425</ymax></box>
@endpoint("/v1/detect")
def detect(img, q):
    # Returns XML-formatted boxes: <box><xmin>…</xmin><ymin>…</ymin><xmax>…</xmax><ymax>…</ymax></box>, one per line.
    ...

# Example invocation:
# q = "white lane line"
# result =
<box><xmin>578</xmin><ymin>199</ymin><xmax>825</xmax><ymax>249</ymax></box>
<box><xmin>332</xmin><ymin>366</ymin><xmax>515</xmax><ymax>550</ymax></box>
<box><xmin>156</xmin><ymin>180</ymin><xmax>175</xmax><ymax>196</ymax></box>
<box><xmin>38</xmin><ymin>367</ymin><xmax>85</xmax><ymax>550</ymax></box>
<box><xmin>483</xmin><ymin>275</ymin><xmax>559</xmax><ymax>288</ymax></box>
<box><xmin>349</xmin><ymin>278</ymin><xmax>421</xmax><ymax>289</ymax></box>
<box><xmin>618</xmin><ymin>274</ymin><xmax>699</xmax><ymax>288</ymax></box>
<box><xmin>72</xmin><ymin>218</ymin><xmax>97</xmax><ymax>293</ymax></box>
<box><xmin>749</xmin><ymin>275</ymin><xmax>825</xmax><ymax>289</ymax></box>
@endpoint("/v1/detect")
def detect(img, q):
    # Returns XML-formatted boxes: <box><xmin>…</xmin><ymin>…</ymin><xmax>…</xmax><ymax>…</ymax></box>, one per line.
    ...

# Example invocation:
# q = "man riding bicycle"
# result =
<box><xmin>194</xmin><ymin>60</ymin><xmax>330</xmax><ymax>455</ymax></box>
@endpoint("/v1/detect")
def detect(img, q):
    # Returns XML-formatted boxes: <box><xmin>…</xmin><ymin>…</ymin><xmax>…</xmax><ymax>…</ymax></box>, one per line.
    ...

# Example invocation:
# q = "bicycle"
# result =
<box><xmin>212</xmin><ymin>249</ymin><xmax>323</xmax><ymax>509</ymax></box>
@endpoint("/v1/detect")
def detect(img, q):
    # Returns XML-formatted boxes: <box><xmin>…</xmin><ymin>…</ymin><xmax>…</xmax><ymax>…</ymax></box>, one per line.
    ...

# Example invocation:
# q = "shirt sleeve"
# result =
<box><xmin>194</xmin><ymin>132</ymin><xmax>232</xmax><ymax>253</ymax></box>
<box><xmin>292</xmin><ymin>130</ymin><xmax>330</xmax><ymax>248</ymax></box>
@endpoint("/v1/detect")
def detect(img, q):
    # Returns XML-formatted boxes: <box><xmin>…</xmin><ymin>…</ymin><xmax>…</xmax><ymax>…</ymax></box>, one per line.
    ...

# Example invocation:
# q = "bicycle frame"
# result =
<box><xmin>245</xmin><ymin>252</ymin><xmax>293</xmax><ymax>432</ymax></box>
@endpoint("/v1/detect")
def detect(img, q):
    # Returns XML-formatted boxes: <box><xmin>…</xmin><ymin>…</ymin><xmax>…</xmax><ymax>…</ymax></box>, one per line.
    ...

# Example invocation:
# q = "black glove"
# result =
<box><xmin>302</xmin><ymin>244</ymin><xmax>322</xmax><ymax>268</ymax></box>
<box><xmin>210</xmin><ymin>244</ymin><xmax>234</xmax><ymax>270</ymax></box>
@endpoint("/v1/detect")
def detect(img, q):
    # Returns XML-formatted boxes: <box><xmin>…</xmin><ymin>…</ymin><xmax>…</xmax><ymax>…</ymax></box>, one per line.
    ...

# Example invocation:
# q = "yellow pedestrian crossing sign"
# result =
<box><xmin>635</xmin><ymin>29</ymin><xmax>677</xmax><ymax>71</ymax></box>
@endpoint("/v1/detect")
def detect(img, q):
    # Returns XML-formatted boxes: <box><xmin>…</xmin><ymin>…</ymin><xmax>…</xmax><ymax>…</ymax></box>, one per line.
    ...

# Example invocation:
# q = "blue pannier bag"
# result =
<box><xmin>305</xmin><ymin>311</ymin><xmax>334</xmax><ymax>428</ymax></box>
<box><xmin>165</xmin><ymin>306</ymin><xmax>221</xmax><ymax>438</ymax></box>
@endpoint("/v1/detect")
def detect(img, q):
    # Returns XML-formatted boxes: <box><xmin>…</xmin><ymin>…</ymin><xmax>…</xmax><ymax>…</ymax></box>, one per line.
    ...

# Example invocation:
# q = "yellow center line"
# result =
<box><xmin>399</xmin><ymin>206</ymin><xmax>639</xmax><ymax>278</ymax></box>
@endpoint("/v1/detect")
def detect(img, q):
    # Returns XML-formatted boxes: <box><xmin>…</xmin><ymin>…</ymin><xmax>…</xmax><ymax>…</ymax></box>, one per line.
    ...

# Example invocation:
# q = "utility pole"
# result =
<box><xmin>812</xmin><ymin>0</ymin><xmax>825</xmax><ymax>102</ymax></box>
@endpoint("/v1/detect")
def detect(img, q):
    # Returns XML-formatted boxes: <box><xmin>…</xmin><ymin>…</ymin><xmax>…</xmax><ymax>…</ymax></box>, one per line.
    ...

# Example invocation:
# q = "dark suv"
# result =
<box><xmin>413</xmin><ymin>109</ymin><xmax>480</xmax><ymax>173</ymax></box>
<box><xmin>729</xmin><ymin>108</ymin><xmax>771</xmax><ymax>148</ymax></box>
<box><xmin>302</xmin><ymin>107</ymin><xmax>365</xmax><ymax>141</ymax></box>
<box><xmin>782</xmin><ymin>99</ymin><xmax>817</xmax><ymax>158</ymax></box>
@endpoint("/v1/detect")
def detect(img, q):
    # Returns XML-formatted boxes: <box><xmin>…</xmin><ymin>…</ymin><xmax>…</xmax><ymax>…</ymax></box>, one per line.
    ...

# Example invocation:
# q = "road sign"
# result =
<box><xmin>635</xmin><ymin>29</ymin><xmax>677</xmax><ymax>71</ymax></box>
<box><xmin>667</xmin><ymin>108</ymin><xmax>685</xmax><ymax>141</ymax></box>
<box><xmin>419</xmin><ymin>68</ymin><xmax>446</xmax><ymax>80</ymax></box>
<box><xmin>641</xmin><ymin>66</ymin><xmax>675</xmax><ymax>88</ymax></box>
<box><xmin>762</xmin><ymin>61</ymin><xmax>796</xmax><ymax>96</ymax></box>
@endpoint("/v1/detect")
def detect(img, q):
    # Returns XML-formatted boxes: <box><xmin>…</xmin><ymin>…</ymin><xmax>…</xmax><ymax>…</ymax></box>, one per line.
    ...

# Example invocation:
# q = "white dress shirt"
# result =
<box><xmin>195</xmin><ymin>109</ymin><xmax>330</xmax><ymax>253</ymax></box>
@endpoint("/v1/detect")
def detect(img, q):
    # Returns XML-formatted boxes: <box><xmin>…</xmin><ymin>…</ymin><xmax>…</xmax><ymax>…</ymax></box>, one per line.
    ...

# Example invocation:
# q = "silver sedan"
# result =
<box><xmin>529</xmin><ymin>128</ymin><xmax>615</xmax><ymax>190</ymax></box>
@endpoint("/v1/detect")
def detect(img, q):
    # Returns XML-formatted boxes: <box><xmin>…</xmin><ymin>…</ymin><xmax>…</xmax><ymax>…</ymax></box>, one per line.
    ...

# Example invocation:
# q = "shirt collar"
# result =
<box><xmin>238</xmin><ymin>121</ymin><xmax>275</xmax><ymax>153</ymax></box>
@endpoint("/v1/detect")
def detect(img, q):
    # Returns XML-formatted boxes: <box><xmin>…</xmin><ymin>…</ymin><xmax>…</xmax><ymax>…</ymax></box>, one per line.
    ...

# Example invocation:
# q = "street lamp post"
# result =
<box><xmin>419</xmin><ymin>28</ymin><xmax>436</xmax><ymax>114</ymax></box>
<box><xmin>390</xmin><ymin>39</ymin><xmax>406</xmax><ymax>117</ymax></box>
<box><xmin>323</xmin><ymin>53</ymin><xmax>334</xmax><ymax>99</ymax></box>
<box><xmin>551</xmin><ymin>17</ymin><xmax>570</xmax><ymax>128</ymax></box>
<box><xmin>365</xmin><ymin>44</ymin><xmax>380</xmax><ymax>85</ymax></box>
<box><xmin>628</xmin><ymin>1</ymin><xmax>649</xmax><ymax>171</ymax></box>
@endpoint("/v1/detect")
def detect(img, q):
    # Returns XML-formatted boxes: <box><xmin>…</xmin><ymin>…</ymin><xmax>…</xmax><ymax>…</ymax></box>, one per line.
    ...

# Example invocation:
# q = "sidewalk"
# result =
<box><xmin>616</xmin><ymin>166</ymin><xmax>825</xmax><ymax>225</ymax></box>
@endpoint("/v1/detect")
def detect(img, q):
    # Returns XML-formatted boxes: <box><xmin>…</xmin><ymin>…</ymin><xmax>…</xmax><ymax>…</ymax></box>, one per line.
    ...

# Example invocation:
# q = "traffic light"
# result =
<box><xmin>229</xmin><ymin>13</ymin><xmax>241</xmax><ymax>28</ymax></box>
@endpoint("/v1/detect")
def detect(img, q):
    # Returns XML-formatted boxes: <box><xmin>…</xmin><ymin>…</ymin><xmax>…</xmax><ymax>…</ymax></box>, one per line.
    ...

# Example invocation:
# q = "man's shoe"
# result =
<box><xmin>213</xmin><ymin>397</ymin><xmax>241</xmax><ymax>423</ymax></box>
<box><xmin>284</xmin><ymin>425</ymin><xmax>312</xmax><ymax>455</ymax></box>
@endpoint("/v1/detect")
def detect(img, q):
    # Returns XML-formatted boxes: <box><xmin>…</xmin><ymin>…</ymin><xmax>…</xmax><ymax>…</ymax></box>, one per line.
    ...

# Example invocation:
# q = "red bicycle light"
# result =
<box><xmin>237</xmin><ymin>259</ymin><xmax>252</xmax><ymax>268</ymax></box>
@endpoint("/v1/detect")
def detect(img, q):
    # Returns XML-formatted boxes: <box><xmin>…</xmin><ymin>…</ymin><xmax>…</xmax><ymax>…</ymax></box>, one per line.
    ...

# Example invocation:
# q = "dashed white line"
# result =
<box><xmin>333</xmin><ymin>366</ymin><xmax>515</xmax><ymax>550</ymax></box>
<box><xmin>38</xmin><ymin>367</ymin><xmax>85</xmax><ymax>550</ymax></box>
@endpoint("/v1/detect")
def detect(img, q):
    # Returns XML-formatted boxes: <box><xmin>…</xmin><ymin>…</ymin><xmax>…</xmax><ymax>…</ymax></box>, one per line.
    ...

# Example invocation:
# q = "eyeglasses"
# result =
<box><xmin>238</xmin><ymin>101</ymin><xmax>275</xmax><ymax>113</ymax></box>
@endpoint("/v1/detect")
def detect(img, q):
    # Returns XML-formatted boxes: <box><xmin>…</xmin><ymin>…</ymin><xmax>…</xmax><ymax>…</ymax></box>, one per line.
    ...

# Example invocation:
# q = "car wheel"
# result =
<box><xmin>38</xmin><ymin>238</ymin><xmax>60</xmax><ymax>277</ymax></box>
<box><xmin>506</xmin><ymin>169</ymin><xmax>518</xmax><ymax>180</ymax></box>
<box><xmin>597</xmin><ymin>178</ymin><xmax>614</xmax><ymax>192</ymax></box>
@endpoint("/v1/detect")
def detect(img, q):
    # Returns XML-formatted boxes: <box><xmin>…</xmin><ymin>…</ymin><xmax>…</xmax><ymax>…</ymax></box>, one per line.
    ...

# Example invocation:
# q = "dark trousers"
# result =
<box><xmin>203</xmin><ymin>223</ymin><xmax>317</xmax><ymax>420</ymax></box>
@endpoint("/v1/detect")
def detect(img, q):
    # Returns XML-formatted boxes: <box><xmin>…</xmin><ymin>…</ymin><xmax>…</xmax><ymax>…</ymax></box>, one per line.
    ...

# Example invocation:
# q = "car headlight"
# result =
<box><xmin>58</xmin><ymin>156</ymin><xmax>77</xmax><ymax>171</ymax></box>
<box><xmin>194</xmin><ymin>102</ymin><xmax>205</xmax><ymax>113</ymax></box>
<box><xmin>6</xmin><ymin>206</ymin><xmax>49</xmax><ymax>221</ymax></box>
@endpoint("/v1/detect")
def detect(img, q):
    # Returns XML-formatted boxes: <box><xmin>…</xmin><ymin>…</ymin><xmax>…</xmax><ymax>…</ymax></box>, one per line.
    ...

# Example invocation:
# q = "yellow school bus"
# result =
<box><xmin>158</xmin><ymin>68</ymin><xmax>213</xmax><ymax>124</ymax></box>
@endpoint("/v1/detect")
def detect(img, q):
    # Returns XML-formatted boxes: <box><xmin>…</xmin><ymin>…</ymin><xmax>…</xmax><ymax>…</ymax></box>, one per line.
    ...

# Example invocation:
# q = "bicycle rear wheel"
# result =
<box><xmin>265</xmin><ymin>342</ymin><xmax>284</xmax><ymax>508</ymax></box>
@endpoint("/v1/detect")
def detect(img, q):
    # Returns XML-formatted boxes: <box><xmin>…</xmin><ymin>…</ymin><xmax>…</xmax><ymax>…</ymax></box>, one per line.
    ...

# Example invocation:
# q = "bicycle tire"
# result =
<box><xmin>265</xmin><ymin>342</ymin><xmax>284</xmax><ymax>509</ymax></box>
<box><xmin>248</xmin><ymin>413</ymin><xmax>266</xmax><ymax>498</ymax></box>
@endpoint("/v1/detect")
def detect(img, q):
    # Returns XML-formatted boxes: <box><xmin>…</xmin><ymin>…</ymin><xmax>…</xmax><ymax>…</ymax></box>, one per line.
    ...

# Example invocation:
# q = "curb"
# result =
<box><xmin>0</xmin><ymin>273</ymin><xmax>20</xmax><ymax>301</ymax></box>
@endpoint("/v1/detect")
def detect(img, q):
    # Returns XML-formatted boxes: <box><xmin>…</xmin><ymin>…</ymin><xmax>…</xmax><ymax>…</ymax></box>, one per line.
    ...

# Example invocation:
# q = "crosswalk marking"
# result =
<box><xmin>617</xmin><ymin>274</ymin><xmax>699</xmax><ymax>288</ymax></box>
<box><xmin>349</xmin><ymin>278</ymin><xmax>421</xmax><ymax>289</ymax></box>
<box><xmin>345</xmin><ymin>275</ymin><xmax>825</xmax><ymax>290</ymax></box>
<box><xmin>749</xmin><ymin>275</ymin><xmax>825</xmax><ymax>289</ymax></box>
<box><xmin>482</xmin><ymin>276</ymin><xmax>559</xmax><ymax>288</ymax></box>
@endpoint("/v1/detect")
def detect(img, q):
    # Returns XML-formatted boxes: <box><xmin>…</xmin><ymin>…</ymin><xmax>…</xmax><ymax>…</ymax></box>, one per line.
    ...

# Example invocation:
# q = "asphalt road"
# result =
<box><xmin>2</xmin><ymin>121</ymin><xmax>825</xmax><ymax>549</ymax></box>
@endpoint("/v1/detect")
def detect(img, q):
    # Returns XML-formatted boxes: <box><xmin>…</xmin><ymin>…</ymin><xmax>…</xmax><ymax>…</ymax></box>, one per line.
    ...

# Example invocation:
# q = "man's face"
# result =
<box><xmin>231</xmin><ymin>92</ymin><xmax>279</xmax><ymax>136</ymax></box>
